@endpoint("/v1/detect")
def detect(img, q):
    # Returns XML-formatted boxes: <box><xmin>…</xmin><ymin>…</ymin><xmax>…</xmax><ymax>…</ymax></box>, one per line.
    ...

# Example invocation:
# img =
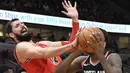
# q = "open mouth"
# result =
<box><xmin>21</xmin><ymin>28</ymin><xmax>27</xmax><ymax>34</ymax></box>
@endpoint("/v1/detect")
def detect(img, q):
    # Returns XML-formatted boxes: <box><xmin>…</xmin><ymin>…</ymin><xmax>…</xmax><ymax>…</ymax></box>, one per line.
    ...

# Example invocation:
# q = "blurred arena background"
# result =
<box><xmin>0</xmin><ymin>0</ymin><xmax>130</xmax><ymax>73</ymax></box>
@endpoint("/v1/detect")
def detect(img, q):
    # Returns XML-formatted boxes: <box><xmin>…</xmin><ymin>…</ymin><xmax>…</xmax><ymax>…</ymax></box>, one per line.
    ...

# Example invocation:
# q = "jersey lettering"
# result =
<box><xmin>84</xmin><ymin>70</ymin><xmax>105</xmax><ymax>73</ymax></box>
<box><xmin>84</xmin><ymin>71</ymin><xmax>96</xmax><ymax>73</ymax></box>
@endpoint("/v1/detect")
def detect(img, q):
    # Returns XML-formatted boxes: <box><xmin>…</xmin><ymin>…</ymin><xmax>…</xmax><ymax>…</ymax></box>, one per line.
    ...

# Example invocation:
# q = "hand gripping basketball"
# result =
<box><xmin>78</xmin><ymin>27</ymin><xmax>105</xmax><ymax>53</ymax></box>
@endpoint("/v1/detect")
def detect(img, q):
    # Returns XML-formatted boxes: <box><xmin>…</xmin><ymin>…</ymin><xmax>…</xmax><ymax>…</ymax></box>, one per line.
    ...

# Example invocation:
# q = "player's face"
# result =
<box><xmin>11</xmin><ymin>20</ymin><xmax>28</xmax><ymax>35</ymax></box>
<box><xmin>10</xmin><ymin>20</ymin><xmax>32</xmax><ymax>42</ymax></box>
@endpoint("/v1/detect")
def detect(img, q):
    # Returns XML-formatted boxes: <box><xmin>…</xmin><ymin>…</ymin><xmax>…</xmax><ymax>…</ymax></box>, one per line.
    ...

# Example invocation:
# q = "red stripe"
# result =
<box><xmin>61</xmin><ymin>41</ymin><xmax>70</xmax><ymax>45</ymax></box>
<box><xmin>14</xmin><ymin>48</ymin><xmax>21</xmax><ymax>65</ymax></box>
<box><xmin>81</xmin><ymin>56</ymin><xmax>89</xmax><ymax>69</ymax></box>
<box><xmin>36</xmin><ymin>42</ymin><xmax>48</xmax><ymax>48</ymax></box>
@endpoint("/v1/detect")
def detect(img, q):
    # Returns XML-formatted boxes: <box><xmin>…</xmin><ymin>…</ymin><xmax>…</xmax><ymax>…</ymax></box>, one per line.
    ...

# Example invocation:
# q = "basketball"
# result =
<box><xmin>78</xmin><ymin>27</ymin><xmax>105</xmax><ymax>53</ymax></box>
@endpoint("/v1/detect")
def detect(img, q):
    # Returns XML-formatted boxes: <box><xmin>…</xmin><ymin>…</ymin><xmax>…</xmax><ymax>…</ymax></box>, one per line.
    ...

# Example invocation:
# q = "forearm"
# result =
<box><xmin>55</xmin><ymin>50</ymin><xmax>81</xmax><ymax>73</ymax></box>
<box><xmin>61</xmin><ymin>22</ymin><xmax>79</xmax><ymax>46</ymax></box>
<box><xmin>69</xmin><ymin>17</ymin><xmax>79</xmax><ymax>42</ymax></box>
<box><xmin>100</xmin><ymin>56</ymin><xmax>115</xmax><ymax>73</ymax></box>
<box><xmin>40</xmin><ymin>44</ymin><xmax>75</xmax><ymax>58</ymax></box>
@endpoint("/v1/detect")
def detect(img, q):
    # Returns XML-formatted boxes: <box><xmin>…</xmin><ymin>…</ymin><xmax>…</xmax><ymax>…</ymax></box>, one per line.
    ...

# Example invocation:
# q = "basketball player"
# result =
<box><xmin>55</xmin><ymin>28</ymin><xmax>122</xmax><ymax>73</ymax></box>
<box><xmin>5</xmin><ymin>0</ymin><xmax>79</xmax><ymax>73</ymax></box>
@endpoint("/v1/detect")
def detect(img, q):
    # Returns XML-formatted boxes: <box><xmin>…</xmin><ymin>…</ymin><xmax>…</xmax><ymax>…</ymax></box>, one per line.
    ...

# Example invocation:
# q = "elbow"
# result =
<box><xmin>54</xmin><ymin>68</ymin><xmax>66</xmax><ymax>73</ymax></box>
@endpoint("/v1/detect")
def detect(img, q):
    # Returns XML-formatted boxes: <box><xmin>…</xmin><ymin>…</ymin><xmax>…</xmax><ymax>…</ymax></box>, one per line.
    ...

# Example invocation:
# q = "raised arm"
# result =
<box><xmin>40</xmin><ymin>0</ymin><xmax>79</xmax><ymax>47</ymax></box>
<box><xmin>55</xmin><ymin>49</ymin><xmax>86</xmax><ymax>73</ymax></box>
<box><xmin>61</xmin><ymin>0</ymin><xmax>79</xmax><ymax>43</ymax></box>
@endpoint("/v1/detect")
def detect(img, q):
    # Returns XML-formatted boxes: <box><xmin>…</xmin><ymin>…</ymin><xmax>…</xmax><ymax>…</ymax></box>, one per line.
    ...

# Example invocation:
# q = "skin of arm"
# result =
<box><xmin>100</xmin><ymin>53</ymin><xmax>122</xmax><ymax>73</ymax></box>
<box><xmin>55</xmin><ymin>49</ymin><xmax>88</xmax><ymax>73</ymax></box>
<box><xmin>16</xmin><ymin>39</ymin><xmax>77</xmax><ymax>63</ymax></box>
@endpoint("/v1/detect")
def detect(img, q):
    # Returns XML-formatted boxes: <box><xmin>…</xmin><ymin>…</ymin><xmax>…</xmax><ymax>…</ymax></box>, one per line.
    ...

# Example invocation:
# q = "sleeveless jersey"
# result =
<box><xmin>82</xmin><ymin>51</ymin><xmax>111</xmax><ymax>73</ymax></box>
<box><xmin>14</xmin><ymin>42</ymin><xmax>62</xmax><ymax>73</ymax></box>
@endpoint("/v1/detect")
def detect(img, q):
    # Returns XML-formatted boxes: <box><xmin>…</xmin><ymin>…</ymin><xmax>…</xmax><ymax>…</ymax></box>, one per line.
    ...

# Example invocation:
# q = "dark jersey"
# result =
<box><xmin>82</xmin><ymin>51</ymin><xmax>111</xmax><ymax>73</ymax></box>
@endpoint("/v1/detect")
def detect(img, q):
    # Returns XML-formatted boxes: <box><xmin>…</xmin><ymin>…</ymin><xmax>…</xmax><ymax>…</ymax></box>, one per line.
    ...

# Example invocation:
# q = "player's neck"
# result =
<box><xmin>90</xmin><ymin>54</ymin><xmax>99</xmax><ymax>63</ymax></box>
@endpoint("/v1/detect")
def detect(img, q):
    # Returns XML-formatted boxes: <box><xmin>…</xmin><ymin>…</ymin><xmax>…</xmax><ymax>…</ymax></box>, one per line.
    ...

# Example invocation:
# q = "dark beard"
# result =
<box><xmin>14</xmin><ymin>32</ymin><xmax>32</xmax><ymax>42</ymax></box>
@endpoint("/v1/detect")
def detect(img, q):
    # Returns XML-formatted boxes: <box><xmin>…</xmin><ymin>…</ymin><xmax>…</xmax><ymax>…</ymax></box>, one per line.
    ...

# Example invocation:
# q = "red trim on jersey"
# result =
<box><xmin>81</xmin><ymin>56</ymin><xmax>89</xmax><ymax>69</ymax></box>
<box><xmin>35</xmin><ymin>42</ymin><xmax>48</xmax><ymax>48</ymax></box>
<box><xmin>105</xmin><ymin>51</ymin><xmax>109</xmax><ymax>57</ymax></box>
<box><xmin>61</xmin><ymin>41</ymin><xmax>70</xmax><ymax>45</ymax></box>
<box><xmin>14</xmin><ymin>48</ymin><xmax>21</xmax><ymax>65</ymax></box>
<box><xmin>106</xmin><ymin>52</ymin><xmax>112</xmax><ymax>60</ymax></box>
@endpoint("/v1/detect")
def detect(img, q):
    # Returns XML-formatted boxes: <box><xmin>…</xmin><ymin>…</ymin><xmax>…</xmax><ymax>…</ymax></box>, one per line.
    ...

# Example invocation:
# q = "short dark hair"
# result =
<box><xmin>99</xmin><ymin>28</ymin><xmax>113</xmax><ymax>50</ymax></box>
<box><xmin>5</xmin><ymin>18</ymin><xmax>19</xmax><ymax>34</ymax></box>
<box><xmin>99</xmin><ymin>28</ymin><xmax>108</xmax><ymax>42</ymax></box>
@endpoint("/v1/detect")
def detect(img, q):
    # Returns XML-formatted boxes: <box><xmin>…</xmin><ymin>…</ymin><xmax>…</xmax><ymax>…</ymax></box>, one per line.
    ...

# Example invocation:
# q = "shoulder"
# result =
<box><xmin>16</xmin><ymin>42</ymin><xmax>30</xmax><ymax>49</ymax></box>
<box><xmin>107</xmin><ymin>53</ymin><xmax>122</xmax><ymax>66</ymax></box>
<box><xmin>15</xmin><ymin>42</ymin><xmax>35</xmax><ymax>63</ymax></box>
<box><xmin>108</xmin><ymin>53</ymin><xmax>121</xmax><ymax>60</ymax></box>
<box><xmin>16</xmin><ymin>42</ymin><xmax>34</xmax><ymax>53</ymax></box>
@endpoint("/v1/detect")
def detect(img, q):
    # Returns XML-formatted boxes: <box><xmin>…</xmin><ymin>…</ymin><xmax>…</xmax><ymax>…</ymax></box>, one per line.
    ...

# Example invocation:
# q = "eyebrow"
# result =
<box><xmin>11</xmin><ymin>21</ymin><xmax>19</xmax><ymax>27</ymax></box>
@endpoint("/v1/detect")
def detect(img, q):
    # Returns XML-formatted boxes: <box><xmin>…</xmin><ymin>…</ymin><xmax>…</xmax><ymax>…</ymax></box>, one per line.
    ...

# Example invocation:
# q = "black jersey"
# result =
<box><xmin>82</xmin><ymin>51</ymin><xmax>111</xmax><ymax>73</ymax></box>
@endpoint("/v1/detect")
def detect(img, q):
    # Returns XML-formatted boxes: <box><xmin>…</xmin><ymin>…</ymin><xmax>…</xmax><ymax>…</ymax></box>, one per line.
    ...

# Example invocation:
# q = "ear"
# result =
<box><xmin>9</xmin><ymin>33</ymin><xmax>15</xmax><ymax>38</ymax></box>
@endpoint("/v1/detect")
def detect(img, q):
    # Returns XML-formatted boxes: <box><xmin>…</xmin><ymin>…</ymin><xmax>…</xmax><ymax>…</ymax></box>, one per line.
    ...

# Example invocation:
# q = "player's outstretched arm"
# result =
<box><xmin>40</xmin><ymin>0</ymin><xmax>79</xmax><ymax>47</ymax></box>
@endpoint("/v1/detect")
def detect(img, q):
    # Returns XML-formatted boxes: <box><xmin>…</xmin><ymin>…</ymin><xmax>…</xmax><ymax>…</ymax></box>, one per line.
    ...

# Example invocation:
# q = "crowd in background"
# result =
<box><xmin>0</xmin><ymin>0</ymin><xmax>129</xmax><ymax>24</ymax></box>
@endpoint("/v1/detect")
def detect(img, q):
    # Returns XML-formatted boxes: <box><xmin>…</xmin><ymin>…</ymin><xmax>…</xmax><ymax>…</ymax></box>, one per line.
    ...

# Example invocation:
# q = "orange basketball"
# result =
<box><xmin>78</xmin><ymin>27</ymin><xmax>105</xmax><ymax>53</ymax></box>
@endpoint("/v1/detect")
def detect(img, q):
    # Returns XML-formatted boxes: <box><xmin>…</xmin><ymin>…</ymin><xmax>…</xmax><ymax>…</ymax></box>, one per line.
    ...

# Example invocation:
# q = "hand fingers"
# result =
<box><xmin>82</xmin><ymin>27</ymin><xmax>86</xmax><ymax>31</ymax></box>
<box><xmin>92</xmin><ymin>32</ymin><xmax>101</xmax><ymax>42</ymax></box>
<box><xmin>86</xmin><ymin>28</ymin><xmax>98</xmax><ymax>43</ymax></box>
<box><xmin>99</xmin><ymin>41</ymin><xmax>105</xmax><ymax>49</ymax></box>
<box><xmin>64</xmin><ymin>0</ymin><xmax>69</xmax><ymax>7</ymax></box>
<box><xmin>62</xmin><ymin>2</ymin><xmax>67</xmax><ymax>10</ymax></box>
<box><xmin>89</xmin><ymin>34</ymin><xmax>97</xmax><ymax>43</ymax></box>
<box><xmin>97</xmin><ymin>28</ymin><xmax>105</xmax><ymax>42</ymax></box>
<box><xmin>79</xmin><ymin>27</ymin><xmax>83</xmax><ymax>32</ymax></box>
<box><xmin>80</xmin><ymin>27</ymin><xmax>85</xmax><ymax>32</ymax></box>
<box><xmin>68</xmin><ymin>0</ymin><xmax>72</xmax><ymax>7</ymax></box>
<box><xmin>76</xmin><ymin>30</ymin><xmax>81</xmax><ymax>36</ymax></box>
<box><xmin>87</xmin><ymin>41</ymin><xmax>95</xmax><ymax>50</ymax></box>
<box><xmin>74</xmin><ymin>2</ymin><xmax>77</xmax><ymax>8</ymax></box>
<box><xmin>92</xmin><ymin>28</ymin><xmax>102</xmax><ymax>42</ymax></box>
<box><xmin>61</xmin><ymin>11</ymin><xmax>69</xmax><ymax>16</ymax></box>
<box><xmin>78</xmin><ymin>45</ymin><xmax>85</xmax><ymax>52</ymax></box>
<box><xmin>87</xmin><ymin>28</ymin><xmax>102</xmax><ymax>43</ymax></box>
<box><xmin>97</xmin><ymin>32</ymin><xmax>102</xmax><ymax>41</ymax></box>
<box><xmin>76</xmin><ymin>27</ymin><xmax>86</xmax><ymax>39</ymax></box>
<box><xmin>76</xmin><ymin>27</ymin><xmax>85</xmax><ymax>38</ymax></box>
